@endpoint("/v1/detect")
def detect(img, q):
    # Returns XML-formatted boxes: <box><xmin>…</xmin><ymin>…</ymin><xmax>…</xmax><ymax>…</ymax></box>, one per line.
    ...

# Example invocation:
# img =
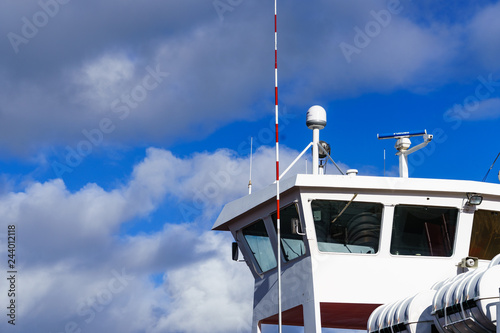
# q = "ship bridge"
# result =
<box><xmin>212</xmin><ymin>106</ymin><xmax>500</xmax><ymax>333</ymax></box>
<box><xmin>213</xmin><ymin>174</ymin><xmax>500</xmax><ymax>331</ymax></box>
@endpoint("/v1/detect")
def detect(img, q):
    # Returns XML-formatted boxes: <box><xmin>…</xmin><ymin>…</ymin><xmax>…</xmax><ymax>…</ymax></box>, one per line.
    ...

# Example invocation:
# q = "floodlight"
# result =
<box><xmin>466</xmin><ymin>193</ymin><xmax>483</xmax><ymax>206</ymax></box>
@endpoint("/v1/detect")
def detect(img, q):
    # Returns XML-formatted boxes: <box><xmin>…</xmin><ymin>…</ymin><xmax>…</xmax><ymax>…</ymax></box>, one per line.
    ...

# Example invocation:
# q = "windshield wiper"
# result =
<box><xmin>331</xmin><ymin>193</ymin><xmax>358</xmax><ymax>224</ymax></box>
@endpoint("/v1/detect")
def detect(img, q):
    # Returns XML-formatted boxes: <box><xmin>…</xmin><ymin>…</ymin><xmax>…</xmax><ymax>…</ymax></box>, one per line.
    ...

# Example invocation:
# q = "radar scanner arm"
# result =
<box><xmin>377</xmin><ymin>130</ymin><xmax>433</xmax><ymax>178</ymax></box>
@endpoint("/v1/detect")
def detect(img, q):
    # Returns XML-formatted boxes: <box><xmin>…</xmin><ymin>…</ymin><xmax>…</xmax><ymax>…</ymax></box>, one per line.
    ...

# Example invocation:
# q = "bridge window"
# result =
<box><xmin>242</xmin><ymin>220</ymin><xmax>277</xmax><ymax>272</ymax></box>
<box><xmin>311</xmin><ymin>200</ymin><xmax>383</xmax><ymax>254</ymax></box>
<box><xmin>390</xmin><ymin>205</ymin><xmax>458</xmax><ymax>256</ymax></box>
<box><xmin>272</xmin><ymin>204</ymin><xmax>306</xmax><ymax>262</ymax></box>
<box><xmin>469</xmin><ymin>210</ymin><xmax>500</xmax><ymax>260</ymax></box>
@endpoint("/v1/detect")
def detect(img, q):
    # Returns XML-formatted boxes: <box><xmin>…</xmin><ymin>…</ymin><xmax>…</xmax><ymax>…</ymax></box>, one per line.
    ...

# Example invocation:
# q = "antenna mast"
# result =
<box><xmin>482</xmin><ymin>151</ymin><xmax>500</xmax><ymax>182</ymax></box>
<box><xmin>248</xmin><ymin>137</ymin><xmax>253</xmax><ymax>194</ymax></box>
<box><xmin>377</xmin><ymin>130</ymin><xmax>433</xmax><ymax>178</ymax></box>
<box><xmin>274</xmin><ymin>0</ymin><xmax>283</xmax><ymax>331</ymax></box>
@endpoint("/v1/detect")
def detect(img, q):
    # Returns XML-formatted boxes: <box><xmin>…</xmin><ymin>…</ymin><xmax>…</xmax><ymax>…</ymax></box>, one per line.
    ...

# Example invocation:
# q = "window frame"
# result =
<box><xmin>389</xmin><ymin>204</ymin><xmax>459</xmax><ymax>257</ymax></box>
<box><xmin>241</xmin><ymin>219</ymin><xmax>278</xmax><ymax>274</ymax></box>
<box><xmin>310</xmin><ymin>199</ymin><xmax>384</xmax><ymax>255</ymax></box>
<box><xmin>271</xmin><ymin>202</ymin><xmax>308</xmax><ymax>263</ymax></box>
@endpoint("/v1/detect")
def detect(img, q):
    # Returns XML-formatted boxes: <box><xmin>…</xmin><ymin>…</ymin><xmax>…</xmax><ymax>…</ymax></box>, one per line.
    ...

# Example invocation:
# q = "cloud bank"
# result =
<box><xmin>1</xmin><ymin>0</ymin><xmax>500</xmax><ymax>155</ymax></box>
<box><xmin>0</xmin><ymin>145</ymin><xmax>314</xmax><ymax>332</ymax></box>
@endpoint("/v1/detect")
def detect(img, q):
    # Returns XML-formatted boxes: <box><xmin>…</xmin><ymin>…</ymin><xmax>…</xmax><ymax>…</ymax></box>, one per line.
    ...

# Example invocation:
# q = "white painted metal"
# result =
<box><xmin>379</xmin><ymin>132</ymin><xmax>433</xmax><ymax>177</ymax></box>
<box><xmin>312</xmin><ymin>128</ymin><xmax>319</xmax><ymax>175</ymax></box>
<box><xmin>396</xmin><ymin>137</ymin><xmax>411</xmax><ymax>178</ymax></box>
<box><xmin>431</xmin><ymin>256</ymin><xmax>500</xmax><ymax>332</ymax></box>
<box><xmin>273</xmin><ymin>0</ymin><xmax>281</xmax><ymax>330</ymax></box>
<box><xmin>214</xmin><ymin>174</ymin><xmax>500</xmax><ymax>231</ymax></box>
<box><xmin>280</xmin><ymin>142</ymin><xmax>313</xmax><ymax>179</ymax></box>
<box><xmin>213</xmin><ymin>117</ymin><xmax>500</xmax><ymax>333</ymax></box>
<box><xmin>346</xmin><ymin>169</ymin><xmax>358</xmax><ymax>176</ymax></box>
<box><xmin>213</xmin><ymin>172</ymin><xmax>500</xmax><ymax>332</ymax></box>
<box><xmin>368</xmin><ymin>259</ymin><xmax>500</xmax><ymax>333</ymax></box>
<box><xmin>306</xmin><ymin>105</ymin><xmax>326</xmax><ymax>176</ymax></box>
<box><xmin>248</xmin><ymin>137</ymin><xmax>253</xmax><ymax>195</ymax></box>
<box><xmin>368</xmin><ymin>290</ymin><xmax>435</xmax><ymax>332</ymax></box>
<box><xmin>306</xmin><ymin>105</ymin><xmax>327</xmax><ymax>130</ymax></box>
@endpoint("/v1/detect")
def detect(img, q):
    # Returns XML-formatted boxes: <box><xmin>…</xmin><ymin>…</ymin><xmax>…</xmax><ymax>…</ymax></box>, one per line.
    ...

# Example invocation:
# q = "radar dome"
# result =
<box><xmin>306</xmin><ymin>105</ymin><xmax>327</xmax><ymax>130</ymax></box>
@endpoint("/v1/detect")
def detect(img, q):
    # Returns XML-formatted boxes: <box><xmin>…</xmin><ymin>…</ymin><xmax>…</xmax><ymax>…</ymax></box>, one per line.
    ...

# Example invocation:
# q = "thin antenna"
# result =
<box><xmin>482</xmin><ymin>151</ymin><xmax>500</xmax><ymax>182</ymax></box>
<box><xmin>383</xmin><ymin>149</ymin><xmax>386</xmax><ymax>177</ymax></box>
<box><xmin>248</xmin><ymin>137</ymin><xmax>253</xmax><ymax>194</ymax></box>
<box><xmin>274</xmin><ymin>0</ymin><xmax>283</xmax><ymax>331</ymax></box>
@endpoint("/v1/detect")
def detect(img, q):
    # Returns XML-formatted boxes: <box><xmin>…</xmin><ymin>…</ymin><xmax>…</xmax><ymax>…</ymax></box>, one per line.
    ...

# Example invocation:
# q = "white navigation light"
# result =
<box><xmin>306</xmin><ymin>105</ymin><xmax>327</xmax><ymax>130</ymax></box>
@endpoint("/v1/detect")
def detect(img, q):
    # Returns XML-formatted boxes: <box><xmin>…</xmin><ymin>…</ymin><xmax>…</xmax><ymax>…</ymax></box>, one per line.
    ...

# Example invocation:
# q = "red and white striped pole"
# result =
<box><xmin>274</xmin><ymin>0</ymin><xmax>282</xmax><ymax>332</ymax></box>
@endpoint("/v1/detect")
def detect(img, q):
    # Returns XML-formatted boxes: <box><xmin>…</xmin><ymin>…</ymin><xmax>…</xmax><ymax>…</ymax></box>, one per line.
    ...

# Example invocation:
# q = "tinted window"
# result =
<box><xmin>311</xmin><ymin>200</ymin><xmax>383</xmax><ymax>254</ymax></box>
<box><xmin>272</xmin><ymin>204</ymin><xmax>306</xmax><ymax>262</ymax></box>
<box><xmin>242</xmin><ymin>220</ymin><xmax>277</xmax><ymax>272</ymax></box>
<box><xmin>469</xmin><ymin>210</ymin><xmax>500</xmax><ymax>260</ymax></box>
<box><xmin>391</xmin><ymin>205</ymin><xmax>458</xmax><ymax>257</ymax></box>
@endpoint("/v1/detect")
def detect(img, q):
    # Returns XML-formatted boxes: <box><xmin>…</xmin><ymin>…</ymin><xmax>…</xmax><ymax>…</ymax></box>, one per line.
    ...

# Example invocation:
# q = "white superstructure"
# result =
<box><xmin>212</xmin><ymin>107</ymin><xmax>500</xmax><ymax>332</ymax></box>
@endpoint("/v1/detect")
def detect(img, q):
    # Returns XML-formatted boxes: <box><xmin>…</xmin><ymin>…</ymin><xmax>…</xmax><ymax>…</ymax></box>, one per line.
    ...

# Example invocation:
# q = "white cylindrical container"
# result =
<box><xmin>367</xmin><ymin>290</ymin><xmax>436</xmax><ymax>333</ymax></box>
<box><xmin>431</xmin><ymin>255</ymin><xmax>500</xmax><ymax>333</ymax></box>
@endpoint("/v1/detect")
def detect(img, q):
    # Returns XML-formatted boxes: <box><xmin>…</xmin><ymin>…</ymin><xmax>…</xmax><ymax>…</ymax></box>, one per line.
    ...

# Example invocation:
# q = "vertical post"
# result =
<box><xmin>383</xmin><ymin>149</ymin><xmax>386</xmax><ymax>177</ymax></box>
<box><xmin>312</xmin><ymin>128</ymin><xmax>319</xmax><ymax>175</ymax></box>
<box><xmin>399</xmin><ymin>153</ymin><xmax>409</xmax><ymax>178</ymax></box>
<box><xmin>248</xmin><ymin>137</ymin><xmax>253</xmax><ymax>195</ymax></box>
<box><xmin>303</xmin><ymin>301</ymin><xmax>323</xmax><ymax>333</ymax></box>
<box><xmin>497</xmin><ymin>288</ymin><xmax>500</xmax><ymax>333</ymax></box>
<box><xmin>306</xmin><ymin>105</ymin><xmax>326</xmax><ymax>175</ymax></box>
<box><xmin>274</xmin><ymin>0</ymin><xmax>282</xmax><ymax>332</ymax></box>
<box><xmin>395</xmin><ymin>138</ymin><xmax>411</xmax><ymax>178</ymax></box>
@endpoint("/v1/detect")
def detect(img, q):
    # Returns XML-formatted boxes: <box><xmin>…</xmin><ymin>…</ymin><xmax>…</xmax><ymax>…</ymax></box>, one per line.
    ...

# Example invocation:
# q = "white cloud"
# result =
<box><xmin>0</xmin><ymin>227</ymin><xmax>253</xmax><ymax>333</ymax></box>
<box><xmin>74</xmin><ymin>53</ymin><xmax>136</xmax><ymax>110</ymax></box>
<box><xmin>0</xmin><ymin>145</ymin><xmax>317</xmax><ymax>332</ymax></box>
<box><xmin>467</xmin><ymin>2</ymin><xmax>500</xmax><ymax>71</ymax></box>
<box><xmin>467</xmin><ymin>97</ymin><xmax>500</xmax><ymax>120</ymax></box>
<box><xmin>284</xmin><ymin>2</ymin><xmax>456</xmax><ymax>100</ymax></box>
<box><xmin>154</xmin><ymin>232</ymin><xmax>253</xmax><ymax>333</ymax></box>
<box><xmin>124</xmin><ymin>145</ymin><xmax>310</xmax><ymax>224</ymax></box>
<box><xmin>3</xmin><ymin>1</ymin><xmax>500</xmax><ymax>154</ymax></box>
<box><xmin>443</xmin><ymin>96</ymin><xmax>500</xmax><ymax>126</ymax></box>
<box><xmin>6</xmin><ymin>1</ymin><xmax>499</xmax><ymax>332</ymax></box>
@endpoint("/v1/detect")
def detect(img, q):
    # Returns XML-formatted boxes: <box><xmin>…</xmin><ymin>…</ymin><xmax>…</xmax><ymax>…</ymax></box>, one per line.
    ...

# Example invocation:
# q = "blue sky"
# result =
<box><xmin>1</xmin><ymin>0</ymin><xmax>500</xmax><ymax>332</ymax></box>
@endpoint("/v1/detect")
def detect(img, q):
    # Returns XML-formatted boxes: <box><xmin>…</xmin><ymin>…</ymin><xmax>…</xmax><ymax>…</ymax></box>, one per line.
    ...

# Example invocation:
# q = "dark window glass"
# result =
<box><xmin>469</xmin><ymin>210</ymin><xmax>500</xmax><ymax>260</ymax></box>
<box><xmin>311</xmin><ymin>200</ymin><xmax>383</xmax><ymax>254</ymax></box>
<box><xmin>272</xmin><ymin>204</ymin><xmax>306</xmax><ymax>261</ymax></box>
<box><xmin>391</xmin><ymin>205</ymin><xmax>458</xmax><ymax>256</ymax></box>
